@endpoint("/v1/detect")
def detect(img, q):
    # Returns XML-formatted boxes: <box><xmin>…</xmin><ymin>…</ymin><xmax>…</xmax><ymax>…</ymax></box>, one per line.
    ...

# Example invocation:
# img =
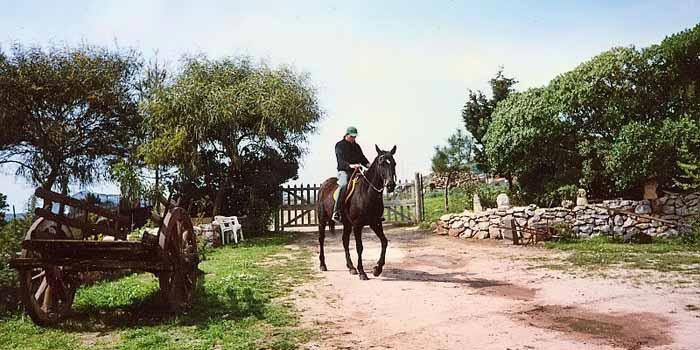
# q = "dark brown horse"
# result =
<box><xmin>316</xmin><ymin>145</ymin><xmax>397</xmax><ymax>280</ymax></box>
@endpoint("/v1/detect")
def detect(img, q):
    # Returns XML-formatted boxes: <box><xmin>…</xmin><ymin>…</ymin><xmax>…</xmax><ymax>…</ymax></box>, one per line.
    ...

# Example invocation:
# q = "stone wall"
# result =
<box><xmin>434</xmin><ymin>192</ymin><xmax>699</xmax><ymax>241</ymax></box>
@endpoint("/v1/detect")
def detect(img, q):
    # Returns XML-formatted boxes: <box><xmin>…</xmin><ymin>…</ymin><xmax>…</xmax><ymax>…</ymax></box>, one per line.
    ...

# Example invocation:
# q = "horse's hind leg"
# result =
<box><xmin>354</xmin><ymin>225</ymin><xmax>368</xmax><ymax>280</ymax></box>
<box><xmin>318</xmin><ymin>220</ymin><xmax>328</xmax><ymax>271</ymax></box>
<box><xmin>370</xmin><ymin>223</ymin><xmax>388</xmax><ymax>277</ymax></box>
<box><xmin>342</xmin><ymin>224</ymin><xmax>357</xmax><ymax>275</ymax></box>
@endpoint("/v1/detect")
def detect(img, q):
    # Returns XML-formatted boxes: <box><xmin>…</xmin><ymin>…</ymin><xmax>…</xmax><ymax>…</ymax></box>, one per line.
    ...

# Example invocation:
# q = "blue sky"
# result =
<box><xmin>1</xmin><ymin>0</ymin><xmax>699</xmax><ymax>210</ymax></box>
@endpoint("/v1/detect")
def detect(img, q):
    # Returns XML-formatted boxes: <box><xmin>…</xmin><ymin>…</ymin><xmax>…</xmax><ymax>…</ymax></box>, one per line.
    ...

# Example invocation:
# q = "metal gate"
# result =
<box><xmin>275</xmin><ymin>173</ymin><xmax>424</xmax><ymax>231</ymax></box>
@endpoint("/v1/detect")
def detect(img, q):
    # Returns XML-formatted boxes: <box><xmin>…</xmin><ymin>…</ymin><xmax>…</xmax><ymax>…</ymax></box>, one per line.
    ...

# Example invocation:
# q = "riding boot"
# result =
<box><xmin>332</xmin><ymin>195</ymin><xmax>343</xmax><ymax>223</ymax></box>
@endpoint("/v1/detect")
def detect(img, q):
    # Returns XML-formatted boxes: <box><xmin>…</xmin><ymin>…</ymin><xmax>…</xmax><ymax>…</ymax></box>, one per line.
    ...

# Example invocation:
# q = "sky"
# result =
<box><xmin>1</xmin><ymin>0</ymin><xmax>699</xmax><ymax>211</ymax></box>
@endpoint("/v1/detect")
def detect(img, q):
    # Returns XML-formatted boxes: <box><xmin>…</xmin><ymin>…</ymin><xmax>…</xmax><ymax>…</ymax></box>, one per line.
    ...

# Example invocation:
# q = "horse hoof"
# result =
<box><xmin>359</xmin><ymin>273</ymin><xmax>369</xmax><ymax>281</ymax></box>
<box><xmin>373</xmin><ymin>266</ymin><xmax>383</xmax><ymax>277</ymax></box>
<box><xmin>349</xmin><ymin>268</ymin><xmax>358</xmax><ymax>275</ymax></box>
<box><xmin>320</xmin><ymin>265</ymin><xmax>327</xmax><ymax>272</ymax></box>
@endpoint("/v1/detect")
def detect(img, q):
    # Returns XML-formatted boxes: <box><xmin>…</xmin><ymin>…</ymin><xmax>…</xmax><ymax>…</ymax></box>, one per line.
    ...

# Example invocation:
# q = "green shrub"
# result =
<box><xmin>0</xmin><ymin>215</ymin><xmax>33</xmax><ymax>316</ymax></box>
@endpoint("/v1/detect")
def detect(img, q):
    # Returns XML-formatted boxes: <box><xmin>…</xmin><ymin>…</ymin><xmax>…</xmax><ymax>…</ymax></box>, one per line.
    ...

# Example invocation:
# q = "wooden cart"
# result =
<box><xmin>9</xmin><ymin>188</ymin><xmax>199</xmax><ymax>325</ymax></box>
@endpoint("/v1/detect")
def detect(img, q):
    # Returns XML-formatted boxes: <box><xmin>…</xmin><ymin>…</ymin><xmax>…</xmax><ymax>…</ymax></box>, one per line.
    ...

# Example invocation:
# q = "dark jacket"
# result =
<box><xmin>335</xmin><ymin>139</ymin><xmax>370</xmax><ymax>172</ymax></box>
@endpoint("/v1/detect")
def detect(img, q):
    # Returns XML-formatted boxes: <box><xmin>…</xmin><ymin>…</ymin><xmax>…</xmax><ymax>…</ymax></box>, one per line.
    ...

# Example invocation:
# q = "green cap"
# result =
<box><xmin>346</xmin><ymin>126</ymin><xmax>358</xmax><ymax>137</ymax></box>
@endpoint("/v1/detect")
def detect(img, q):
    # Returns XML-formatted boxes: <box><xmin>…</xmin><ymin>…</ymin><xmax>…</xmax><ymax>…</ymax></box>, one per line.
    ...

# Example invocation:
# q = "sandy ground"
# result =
<box><xmin>290</xmin><ymin>226</ymin><xmax>700</xmax><ymax>350</ymax></box>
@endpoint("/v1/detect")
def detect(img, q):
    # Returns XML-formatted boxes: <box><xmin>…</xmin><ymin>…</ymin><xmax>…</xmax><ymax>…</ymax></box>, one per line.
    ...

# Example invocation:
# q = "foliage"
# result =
<box><xmin>0</xmin><ymin>215</ymin><xmax>33</xmax><ymax>316</ymax></box>
<box><xmin>461</xmin><ymin>68</ymin><xmax>517</xmax><ymax>171</ymax></box>
<box><xmin>484</xmin><ymin>24</ymin><xmax>700</xmax><ymax>203</ymax></box>
<box><xmin>420</xmin><ymin>182</ymin><xmax>508</xmax><ymax>228</ymax></box>
<box><xmin>431</xmin><ymin>129</ymin><xmax>475</xmax><ymax>211</ymax></box>
<box><xmin>0</xmin><ymin>232</ymin><xmax>316</xmax><ymax>349</ymax></box>
<box><xmin>0</xmin><ymin>44</ymin><xmax>143</xmax><ymax>192</ymax></box>
<box><xmin>0</xmin><ymin>193</ymin><xmax>7</xmax><ymax>225</ymax></box>
<box><xmin>140</xmin><ymin>56</ymin><xmax>322</xmax><ymax>229</ymax></box>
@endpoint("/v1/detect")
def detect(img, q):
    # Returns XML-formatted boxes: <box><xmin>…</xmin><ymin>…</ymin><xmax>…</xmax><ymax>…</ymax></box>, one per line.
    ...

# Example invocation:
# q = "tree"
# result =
<box><xmin>0</xmin><ymin>192</ymin><xmax>8</xmax><ymax>224</ymax></box>
<box><xmin>140</xmin><ymin>56</ymin><xmax>322</xmax><ymax>228</ymax></box>
<box><xmin>431</xmin><ymin>129</ymin><xmax>474</xmax><ymax>211</ymax></box>
<box><xmin>485</xmin><ymin>24</ymin><xmax>700</xmax><ymax>204</ymax></box>
<box><xmin>0</xmin><ymin>44</ymin><xmax>143</xmax><ymax>198</ymax></box>
<box><xmin>461</xmin><ymin>68</ymin><xmax>517</xmax><ymax>171</ymax></box>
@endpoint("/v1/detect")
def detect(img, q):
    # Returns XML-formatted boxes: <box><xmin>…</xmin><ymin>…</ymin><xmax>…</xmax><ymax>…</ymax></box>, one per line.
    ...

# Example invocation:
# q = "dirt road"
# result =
<box><xmin>291</xmin><ymin>226</ymin><xmax>700</xmax><ymax>350</ymax></box>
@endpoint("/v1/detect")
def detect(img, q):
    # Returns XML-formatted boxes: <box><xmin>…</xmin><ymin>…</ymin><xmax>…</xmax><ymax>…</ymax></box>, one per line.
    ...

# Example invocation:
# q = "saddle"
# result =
<box><xmin>333</xmin><ymin>170</ymin><xmax>360</xmax><ymax>204</ymax></box>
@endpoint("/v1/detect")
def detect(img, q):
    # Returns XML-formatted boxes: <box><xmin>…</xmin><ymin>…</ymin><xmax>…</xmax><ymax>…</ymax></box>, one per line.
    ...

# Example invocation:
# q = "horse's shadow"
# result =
<box><xmin>380</xmin><ymin>268</ymin><xmax>508</xmax><ymax>288</ymax></box>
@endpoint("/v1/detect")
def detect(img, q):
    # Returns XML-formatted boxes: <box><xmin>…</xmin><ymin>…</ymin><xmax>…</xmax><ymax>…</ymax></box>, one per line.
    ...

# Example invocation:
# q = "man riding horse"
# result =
<box><xmin>332</xmin><ymin>126</ymin><xmax>371</xmax><ymax>223</ymax></box>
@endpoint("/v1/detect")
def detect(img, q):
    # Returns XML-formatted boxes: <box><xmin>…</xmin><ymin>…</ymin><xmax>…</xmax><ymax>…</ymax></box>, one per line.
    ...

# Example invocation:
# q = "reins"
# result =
<box><xmin>358</xmin><ymin>165</ymin><xmax>385</xmax><ymax>193</ymax></box>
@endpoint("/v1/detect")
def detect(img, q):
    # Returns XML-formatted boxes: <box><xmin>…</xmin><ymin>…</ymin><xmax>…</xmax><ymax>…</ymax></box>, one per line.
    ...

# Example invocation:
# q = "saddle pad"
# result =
<box><xmin>333</xmin><ymin>178</ymin><xmax>359</xmax><ymax>203</ymax></box>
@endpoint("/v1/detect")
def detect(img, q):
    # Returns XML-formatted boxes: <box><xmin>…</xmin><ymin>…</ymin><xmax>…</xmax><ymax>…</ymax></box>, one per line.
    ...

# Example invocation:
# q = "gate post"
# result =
<box><xmin>414</xmin><ymin>172</ymin><xmax>423</xmax><ymax>224</ymax></box>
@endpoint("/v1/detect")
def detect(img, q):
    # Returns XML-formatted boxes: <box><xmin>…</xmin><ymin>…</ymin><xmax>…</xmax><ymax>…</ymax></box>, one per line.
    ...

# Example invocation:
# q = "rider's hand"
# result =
<box><xmin>350</xmin><ymin>164</ymin><xmax>360</xmax><ymax>169</ymax></box>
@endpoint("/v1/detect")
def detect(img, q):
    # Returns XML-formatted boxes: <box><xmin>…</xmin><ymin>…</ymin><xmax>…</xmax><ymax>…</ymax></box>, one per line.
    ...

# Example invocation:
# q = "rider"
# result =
<box><xmin>333</xmin><ymin>126</ymin><xmax>370</xmax><ymax>223</ymax></box>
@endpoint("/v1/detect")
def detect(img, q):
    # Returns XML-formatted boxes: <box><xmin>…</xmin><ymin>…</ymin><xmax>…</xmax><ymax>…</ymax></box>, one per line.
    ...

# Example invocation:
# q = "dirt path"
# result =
<box><xmin>291</xmin><ymin>226</ymin><xmax>700</xmax><ymax>350</ymax></box>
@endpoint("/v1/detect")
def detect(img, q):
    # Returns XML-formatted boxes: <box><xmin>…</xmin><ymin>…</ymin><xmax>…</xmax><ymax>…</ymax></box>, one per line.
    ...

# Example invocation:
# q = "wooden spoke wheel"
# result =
<box><xmin>17</xmin><ymin>218</ymin><xmax>79</xmax><ymax>325</ymax></box>
<box><xmin>158</xmin><ymin>207</ymin><xmax>199</xmax><ymax>311</ymax></box>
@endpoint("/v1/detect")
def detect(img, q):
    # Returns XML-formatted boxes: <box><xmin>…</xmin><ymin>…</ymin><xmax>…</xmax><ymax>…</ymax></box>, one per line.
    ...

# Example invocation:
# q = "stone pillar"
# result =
<box><xmin>473</xmin><ymin>193</ymin><xmax>483</xmax><ymax>213</ymax></box>
<box><xmin>576</xmin><ymin>189</ymin><xmax>588</xmax><ymax>206</ymax></box>
<box><xmin>496</xmin><ymin>193</ymin><xmax>510</xmax><ymax>209</ymax></box>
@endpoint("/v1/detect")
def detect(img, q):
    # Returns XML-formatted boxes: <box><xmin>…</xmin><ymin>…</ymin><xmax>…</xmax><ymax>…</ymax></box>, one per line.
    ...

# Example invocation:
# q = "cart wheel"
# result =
<box><xmin>17</xmin><ymin>218</ymin><xmax>78</xmax><ymax>325</ymax></box>
<box><xmin>158</xmin><ymin>207</ymin><xmax>198</xmax><ymax>311</ymax></box>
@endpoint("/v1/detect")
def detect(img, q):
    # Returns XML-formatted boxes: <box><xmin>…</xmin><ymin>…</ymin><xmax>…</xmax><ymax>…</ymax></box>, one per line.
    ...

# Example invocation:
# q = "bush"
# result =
<box><xmin>0</xmin><ymin>215</ymin><xmax>33</xmax><ymax>316</ymax></box>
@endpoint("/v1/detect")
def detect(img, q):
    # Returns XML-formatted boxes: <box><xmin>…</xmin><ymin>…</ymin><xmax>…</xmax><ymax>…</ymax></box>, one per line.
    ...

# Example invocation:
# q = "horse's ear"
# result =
<box><xmin>390</xmin><ymin>145</ymin><xmax>396</xmax><ymax>155</ymax></box>
<box><xmin>375</xmin><ymin>144</ymin><xmax>382</xmax><ymax>154</ymax></box>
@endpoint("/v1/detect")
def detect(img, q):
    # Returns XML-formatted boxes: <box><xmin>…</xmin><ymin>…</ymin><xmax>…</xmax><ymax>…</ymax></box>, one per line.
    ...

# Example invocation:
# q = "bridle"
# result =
<box><xmin>358</xmin><ymin>155</ymin><xmax>395</xmax><ymax>193</ymax></box>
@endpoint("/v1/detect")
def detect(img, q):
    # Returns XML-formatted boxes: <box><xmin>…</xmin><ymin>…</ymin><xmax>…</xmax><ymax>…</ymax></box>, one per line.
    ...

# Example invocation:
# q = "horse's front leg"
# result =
<box><xmin>353</xmin><ymin>225</ymin><xmax>368</xmax><ymax>280</ymax></box>
<box><xmin>370</xmin><ymin>223</ymin><xmax>388</xmax><ymax>277</ymax></box>
<box><xmin>342</xmin><ymin>224</ymin><xmax>357</xmax><ymax>275</ymax></box>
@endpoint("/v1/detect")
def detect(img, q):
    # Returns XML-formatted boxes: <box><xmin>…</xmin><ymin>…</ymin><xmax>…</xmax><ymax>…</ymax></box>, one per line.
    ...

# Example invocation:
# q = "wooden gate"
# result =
<box><xmin>275</xmin><ymin>173</ymin><xmax>424</xmax><ymax>231</ymax></box>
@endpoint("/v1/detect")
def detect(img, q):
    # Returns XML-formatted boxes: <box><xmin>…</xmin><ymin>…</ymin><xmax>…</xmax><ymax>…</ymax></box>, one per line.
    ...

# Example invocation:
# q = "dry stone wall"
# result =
<box><xmin>435</xmin><ymin>192</ymin><xmax>699</xmax><ymax>240</ymax></box>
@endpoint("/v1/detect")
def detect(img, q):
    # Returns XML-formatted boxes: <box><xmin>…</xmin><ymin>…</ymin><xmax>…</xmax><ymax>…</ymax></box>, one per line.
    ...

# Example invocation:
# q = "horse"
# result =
<box><xmin>316</xmin><ymin>145</ymin><xmax>397</xmax><ymax>280</ymax></box>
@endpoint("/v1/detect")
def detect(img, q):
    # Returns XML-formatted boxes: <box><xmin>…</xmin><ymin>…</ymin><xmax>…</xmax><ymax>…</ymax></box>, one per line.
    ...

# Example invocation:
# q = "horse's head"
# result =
<box><xmin>373</xmin><ymin>144</ymin><xmax>397</xmax><ymax>193</ymax></box>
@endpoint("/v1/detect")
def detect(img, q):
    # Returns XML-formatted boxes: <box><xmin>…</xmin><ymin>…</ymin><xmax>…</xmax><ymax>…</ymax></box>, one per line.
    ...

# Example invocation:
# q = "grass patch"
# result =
<box><xmin>420</xmin><ymin>189</ymin><xmax>471</xmax><ymax>228</ymax></box>
<box><xmin>0</xmin><ymin>232</ymin><xmax>316</xmax><ymax>350</ymax></box>
<box><xmin>544</xmin><ymin>236</ymin><xmax>700</xmax><ymax>273</ymax></box>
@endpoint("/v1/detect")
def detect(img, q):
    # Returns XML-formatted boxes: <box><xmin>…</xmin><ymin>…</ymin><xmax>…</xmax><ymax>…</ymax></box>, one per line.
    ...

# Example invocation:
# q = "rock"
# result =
<box><xmin>561</xmin><ymin>199</ymin><xmax>574</xmax><ymax>209</ymax></box>
<box><xmin>580</xmin><ymin>224</ymin><xmax>593</xmax><ymax>234</ymax></box>
<box><xmin>661</xmin><ymin>205</ymin><xmax>675</xmax><ymax>215</ymax></box>
<box><xmin>440</xmin><ymin>214</ymin><xmax>454</xmax><ymax>222</ymax></box>
<box><xmin>435</xmin><ymin>225</ymin><xmax>448</xmax><ymax>235</ymax></box>
<box><xmin>496</xmin><ymin>193</ymin><xmax>510</xmax><ymax>209</ymax></box>
<box><xmin>622</xmin><ymin>217</ymin><xmax>635</xmax><ymax>228</ymax></box>
<box><xmin>676</xmin><ymin>207</ymin><xmax>689</xmax><ymax>216</ymax></box>
<box><xmin>476</xmin><ymin>230</ymin><xmax>490</xmax><ymax>239</ymax></box>
<box><xmin>635</xmin><ymin>201</ymin><xmax>652</xmax><ymax>214</ymax></box>
<box><xmin>489</xmin><ymin>226</ymin><xmax>502</xmax><ymax>239</ymax></box>
<box><xmin>448</xmin><ymin>227</ymin><xmax>465</xmax><ymax>237</ymax></box>
<box><xmin>430</xmin><ymin>222</ymin><xmax>438</xmax><ymax>230</ymax></box>
<box><xmin>459</xmin><ymin>228</ymin><xmax>473</xmax><ymax>238</ymax></box>
<box><xmin>450</xmin><ymin>220</ymin><xmax>464</xmax><ymax>229</ymax></box>
<box><xmin>478</xmin><ymin>221</ymin><xmax>490</xmax><ymax>230</ymax></box>
<box><xmin>614</xmin><ymin>215</ymin><xmax>624</xmax><ymax>226</ymax></box>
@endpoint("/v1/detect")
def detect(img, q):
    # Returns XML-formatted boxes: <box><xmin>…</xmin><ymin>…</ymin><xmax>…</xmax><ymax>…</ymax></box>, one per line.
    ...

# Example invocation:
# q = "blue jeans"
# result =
<box><xmin>333</xmin><ymin>171</ymin><xmax>349</xmax><ymax>214</ymax></box>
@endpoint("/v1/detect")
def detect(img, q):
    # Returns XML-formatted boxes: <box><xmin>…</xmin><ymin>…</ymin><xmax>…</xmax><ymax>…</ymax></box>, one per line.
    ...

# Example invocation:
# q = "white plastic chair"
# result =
<box><xmin>214</xmin><ymin>215</ymin><xmax>244</xmax><ymax>245</ymax></box>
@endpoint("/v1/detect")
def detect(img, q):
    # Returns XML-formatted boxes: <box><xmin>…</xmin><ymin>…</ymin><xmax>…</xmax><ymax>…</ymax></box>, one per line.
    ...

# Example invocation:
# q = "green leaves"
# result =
<box><xmin>484</xmin><ymin>24</ymin><xmax>700</xmax><ymax>203</ymax></box>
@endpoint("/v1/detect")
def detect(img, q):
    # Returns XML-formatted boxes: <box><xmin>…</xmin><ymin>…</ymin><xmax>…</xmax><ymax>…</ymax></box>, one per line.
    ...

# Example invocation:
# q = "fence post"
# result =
<box><xmin>414</xmin><ymin>172</ymin><xmax>423</xmax><ymax>224</ymax></box>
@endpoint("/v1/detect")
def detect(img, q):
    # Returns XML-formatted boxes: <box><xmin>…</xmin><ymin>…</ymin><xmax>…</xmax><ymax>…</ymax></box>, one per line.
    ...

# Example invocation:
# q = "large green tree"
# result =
<box><xmin>0</xmin><ymin>44</ymin><xmax>143</xmax><ymax>196</ymax></box>
<box><xmin>485</xmin><ymin>24</ymin><xmax>700</xmax><ymax>204</ymax></box>
<box><xmin>140</xmin><ymin>56</ymin><xmax>322</xmax><ymax>226</ymax></box>
<box><xmin>461</xmin><ymin>69</ymin><xmax>517</xmax><ymax>171</ymax></box>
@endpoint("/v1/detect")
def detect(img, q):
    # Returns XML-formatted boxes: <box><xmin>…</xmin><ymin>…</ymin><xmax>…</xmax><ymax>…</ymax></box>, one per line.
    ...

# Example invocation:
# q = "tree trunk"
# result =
<box><xmin>443</xmin><ymin>172</ymin><xmax>452</xmax><ymax>212</ymax></box>
<box><xmin>58</xmin><ymin>177</ymin><xmax>69</xmax><ymax>215</ymax></box>
<box><xmin>506</xmin><ymin>173</ymin><xmax>513</xmax><ymax>192</ymax></box>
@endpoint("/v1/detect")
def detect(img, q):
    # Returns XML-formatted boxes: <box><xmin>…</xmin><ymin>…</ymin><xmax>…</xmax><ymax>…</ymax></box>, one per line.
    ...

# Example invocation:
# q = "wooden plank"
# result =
<box><xmin>35</xmin><ymin>208</ymin><xmax>123</xmax><ymax>237</ymax></box>
<box><xmin>35</xmin><ymin>188</ymin><xmax>130</xmax><ymax>224</ymax></box>
<box><xmin>22</xmin><ymin>239</ymin><xmax>151</xmax><ymax>251</ymax></box>
<box><xmin>9</xmin><ymin>257</ymin><xmax>172</xmax><ymax>272</ymax></box>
